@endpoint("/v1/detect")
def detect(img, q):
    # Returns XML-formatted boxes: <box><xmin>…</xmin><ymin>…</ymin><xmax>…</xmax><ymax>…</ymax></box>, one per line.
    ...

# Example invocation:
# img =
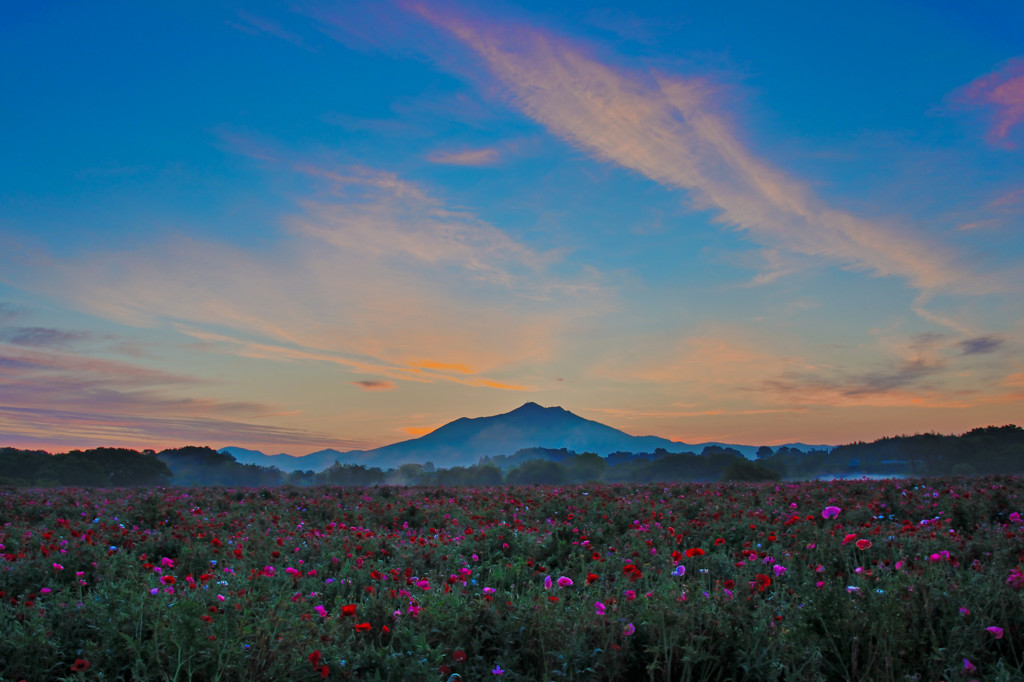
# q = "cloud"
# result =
<box><xmin>352</xmin><ymin>379</ymin><xmax>396</xmax><ymax>390</ymax></box>
<box><xmin>428</xmin><ymin>147</ymin><xmax>500</xmax><ymax>165</ymax></box>
<box><xmin>1</xmin><ymin>162</ymin><xmax>606</xmax><ymax>394</ymax></box>
<box><xmin>415</xmin><ymin>7</ymin><xmax>990</xmax><ymax>295</ymax></box>
<box><xmin>0</xmin><ymin>326</ymin><xmax>91</xmax><ymax>348</ymax></box>
<box><xmin>228</xmin><ymin>10</ymin><xmax>315</xmax><ymax>51</ymax></box>
<box><xmin>0</xmin><ymin>302</ymin><xmax>23</xmax><ymax>321</ymax></box>
<box><xmin>0</xmin><ymin>405</ymin><xmax>349</xmax><ymax>452</ymax></box>
<box><xmin>959</xmin><ymin>335</ymin><xmax>1004</xmax><ymax>355</ymax></box>
<box><xmin>0</xmin><ymin>345</ymin><xmax>346</xmax><ymax>451</ymax></box>
<box><xmin>951</xmin><ymin>56</ymin><xmax>1024</xmax><ymax>148</ymax></box>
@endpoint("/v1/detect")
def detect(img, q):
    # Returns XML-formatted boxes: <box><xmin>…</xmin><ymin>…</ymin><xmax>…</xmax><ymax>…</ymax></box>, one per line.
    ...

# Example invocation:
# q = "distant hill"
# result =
<box><xmin>221</xmin><ymin>403</ymin><xmax>828</xmax><ymax>472</ymax></box>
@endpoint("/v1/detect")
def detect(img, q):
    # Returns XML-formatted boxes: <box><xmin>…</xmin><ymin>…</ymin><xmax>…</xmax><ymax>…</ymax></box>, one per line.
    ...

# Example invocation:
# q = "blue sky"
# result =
<box><xmin>2</xmin><ymin>1</ymin><xmax>1023</xmax><ymax>454</ymax></box>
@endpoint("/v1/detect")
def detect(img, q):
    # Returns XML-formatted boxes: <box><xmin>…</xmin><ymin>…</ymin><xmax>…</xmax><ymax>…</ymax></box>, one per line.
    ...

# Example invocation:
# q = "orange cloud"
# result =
<box><xmin>411</xmin><ymin>359</ymin><xmax>476</xmax><ymax>374</ymax></box>
<box><xmin>403</xmin><ymin>424</ymin><xmax>440</xmax><ymax>436</ymax></box>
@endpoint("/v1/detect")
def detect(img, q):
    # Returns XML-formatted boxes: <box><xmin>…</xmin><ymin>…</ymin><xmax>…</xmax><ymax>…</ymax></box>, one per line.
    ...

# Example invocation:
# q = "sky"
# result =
<box><xmin>2</xmin><ymin>1</ymin><xmax>1024</xmax><ymax>456</ymax></box>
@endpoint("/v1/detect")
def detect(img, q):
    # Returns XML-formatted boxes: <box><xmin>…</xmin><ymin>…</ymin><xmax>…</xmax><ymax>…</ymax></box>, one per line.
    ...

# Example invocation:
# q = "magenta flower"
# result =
<box><xmin>772</xmin><ymin>564</ymin><xmax>787</xmax><ymax>577</ymax></box>
<box><xmin>491</xmin><ymin>664</ymin><xmax>505</xmax><ymax>675</ymax></box>
<box><xmin>964</xmin><ymin>658</ymin><xmax>976</xmax><ymax>672</ymax></box>
<box><xmin>544</xmin><ymin>575</ymin><xmax>553</xmax><ymax>590</ymax></box>
<box><xmin>986</xmin><ymin>626</ymin><xmax>1004</xmax><ymax>639</ymax></box>
<box><xmin>557</xmin><ymin>576</ymin><xmax>573</xmax><ymax>588</ymax></box>
<box><xmin>595</xmin><ymin>601</ymin><xmax>606</xmax><ymax>615</ymax></box>
<box><xmin>482</xmin><ymin>586</ymin><xmax>496</xmax><ymax>595</ymax></box>
<box><xmin>623</xmin><ymin>589</ymin><xmax>636</xmax><ymax>601</ymax></box>
<box><xmin>314</xmin><ymin>605</ymin><xmax>327</xmax><ymax>618</ymax></box>
<box><xmin>822</xmin><ymin>506</ymin><xmax>842</xmax><ymax>519</ymax></box>
<box><xmin>623</xmin><ymin>623</ymin><xmax>635</xmax><ymax>636</ymax></box>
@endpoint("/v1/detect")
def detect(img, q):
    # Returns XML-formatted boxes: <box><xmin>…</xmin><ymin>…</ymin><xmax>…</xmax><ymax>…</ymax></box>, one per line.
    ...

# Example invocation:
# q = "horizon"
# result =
<box><xmin>2</xmin><ymin>3</ymin><xmax>1023</xmax><ymax>456</ymax></box>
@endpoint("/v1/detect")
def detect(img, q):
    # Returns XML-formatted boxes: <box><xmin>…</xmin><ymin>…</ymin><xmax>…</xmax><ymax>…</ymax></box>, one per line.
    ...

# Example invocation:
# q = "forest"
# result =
<box><xmin>2</xmin><ymin>424</ymin><xmax>1022</xmax><ymax>487</ymax></box>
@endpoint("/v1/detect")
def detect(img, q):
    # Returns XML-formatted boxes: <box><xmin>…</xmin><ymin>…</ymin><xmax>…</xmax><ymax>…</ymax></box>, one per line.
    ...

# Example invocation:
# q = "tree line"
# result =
<box><xmin>1</xmin><ymin>424</ymin><xmax>1022</xmax><ymax>487</ymax></box>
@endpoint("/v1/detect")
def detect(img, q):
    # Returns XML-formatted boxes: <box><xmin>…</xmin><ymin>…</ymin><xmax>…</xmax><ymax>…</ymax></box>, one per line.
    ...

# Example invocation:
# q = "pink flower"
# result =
<box><xmin>842</xmin><ymin>534</ymin><xmax>857</xmax><ymax>546</ymax></box>
<box><xmin>623</xmin><ymin>589</ymin><xmax>636</xmax><ymax>601</ymax></box>
<box><xmin>963</xmin><ymin>658</ymin><xmax>976</xmax><ymax>673</ymax></box>
<box><xmin>557</xmin><ymin>576</ymin><xmax>573</xmax><ymax>588</ymax></box>
<box><xmin>623</xmin><ymin>623</ymin><xmax>635</xmax><ymax>636</ymax></box>
<box><xmin>986</xmin><ymin>626</ymin><xmax>1004</xmax><ymax>639</ymax></box>
<box><xmin>416</xmin><ymin>579</ymin><xmax>430</xmax><ymax>590</ymax></box>
<box><xmin>822</xmin><ymin>506</ymin><xmax>842</xmax><ymax>519</ymax></box>
<box><xmin>39</xmin><ymin>588</ymin><xmax>52</xmax><ymax>595</ymax></box>
<box><xmin>543</xmin><ymin>575</ymin><xmax>553</xmax><ymax>590</ymax></box>
<box><xmin>595</xmin><ymin>601</ymin><xmax>606</xmax><ymax>615</ymax></box>
<box><xmin>772</xmin><ymin>564</ymin><xmax>787</xmax><ymax>577</ymax></box>
<box><xmin>52</xmin><ymin>563</ymin><xmax>63</xmax><ymax>571</ymax></box>
<box><xmin>482</xmin><ymin>587</ymin><xmax>496</xmax><ymax>595</ymax></box>
<box><xmin>314</xmin><ymin>605</ymin><xmax>327</xmax><ymax>618</ymax></box>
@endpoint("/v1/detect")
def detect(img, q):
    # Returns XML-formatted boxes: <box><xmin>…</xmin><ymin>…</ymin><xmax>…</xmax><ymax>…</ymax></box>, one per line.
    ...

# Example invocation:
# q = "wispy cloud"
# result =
<box><xmin>228</xmin><ymin>10</ymin><xmax>315</xmax><ymax>51</ymax></box>
<box><xmin>0</xmin><ymin>326</ymin><xmax>91</xmax><ymax>348</ymax></box>
<box><xmin>428</xmin><ymin>147</ymin><xmax>500</xmax><ymax>166</ymax></box>
<box><xmin>951</xmin><ymin>56</ymin><xmax>1024</xmax><ymax>148</ymax></box>
<box><xmin>0</xmin><ymin>345</ymin><xmax>342</xmax><ymax>451</ymax></box>
<box><xmin>959</xmin><ymin>335</ymin><xmax>1004</xmax><ymax>355</ymax></box>
<box><xmin>352</xmin><ymin>379</ymin><xmax>396</xmax><ymax>391</ymax></box>
<box><xmin>1</xmin><ymin>160</ymin><xmax>606</xmax><ymax>395</ymax></box>
<box><xmin>414</xmin><ymin>6</ymin><xmax>990</xmax><ymax>295</ymax></box>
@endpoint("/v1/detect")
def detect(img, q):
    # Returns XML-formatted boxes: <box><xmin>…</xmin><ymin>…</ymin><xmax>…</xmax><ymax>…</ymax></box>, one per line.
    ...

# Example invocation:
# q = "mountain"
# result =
<box><xmin>219</xmin><ymin>447</ymin><xmax>369</xmax><ymax>473</ymax></box>
<box><xmin>222</xmin><ymin>402</ymin><xmax>830</xmax><ymax>471</ymax></box>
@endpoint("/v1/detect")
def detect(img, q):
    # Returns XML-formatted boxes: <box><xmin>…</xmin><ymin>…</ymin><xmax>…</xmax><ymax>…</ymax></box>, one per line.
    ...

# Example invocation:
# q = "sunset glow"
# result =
<box><xmin>2</xmin><ymin>2</ymin><xmax>1023</xmax><ymax>454</ymax></box>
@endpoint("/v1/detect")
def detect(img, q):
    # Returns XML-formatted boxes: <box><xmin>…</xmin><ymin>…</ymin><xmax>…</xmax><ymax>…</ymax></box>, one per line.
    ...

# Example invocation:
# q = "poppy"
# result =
<box><xmin>341</xmin><ymin>604</ymin><xmax>357</xmax><ymax>617</ymax></box>
<box><xmin>855</xmin><ymin>539</ymin><xmax>872</xmax><ymax>550</ymax></box>
<box><xmin>354</xmin><ymin>622</ymin><xmax>373</xmax><ymax>632</ymax></box>
<box><xmin>71</xmin><ymin>659</ymin><xmax>90</xmax><ymax>672</ymax></box>
<box><xmin>453</xmin><ymin>650</ymin><xmax>468</xmax><ymax>663</ymax></box>
<box><xmin>685</xmin><ymin>548</ymin><xmax>705</xmax><ymax>558</ymax></box>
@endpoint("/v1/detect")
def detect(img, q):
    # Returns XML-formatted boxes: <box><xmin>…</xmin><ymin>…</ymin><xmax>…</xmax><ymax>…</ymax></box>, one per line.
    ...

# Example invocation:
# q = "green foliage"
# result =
<box><xmin>3</xmin><ymin>478</ymin><xmax>1024</xmax><ymax>681</ymax></box>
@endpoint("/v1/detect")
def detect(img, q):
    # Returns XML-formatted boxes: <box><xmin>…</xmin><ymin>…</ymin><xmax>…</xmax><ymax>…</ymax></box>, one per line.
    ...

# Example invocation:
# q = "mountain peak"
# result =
<box><xmin>511</xmin><ymin>402</ymin><xmax>564</xmax><ymax>414</ymax></box>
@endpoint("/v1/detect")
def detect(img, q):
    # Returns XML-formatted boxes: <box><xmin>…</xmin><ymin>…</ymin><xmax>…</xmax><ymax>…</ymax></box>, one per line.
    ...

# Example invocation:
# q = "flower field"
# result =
<box><xmin>3</xmin><ymin>478</ymin><xmax>1024</xmax><ymax>681</ymax></box>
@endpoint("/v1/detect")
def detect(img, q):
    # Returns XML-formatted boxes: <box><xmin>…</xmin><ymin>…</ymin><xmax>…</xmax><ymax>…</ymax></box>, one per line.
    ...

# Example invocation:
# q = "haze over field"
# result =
<box><xmin>2</xmin><ymin>2</ymin><xmax>1023</xmax><ymax>456</ymax></box>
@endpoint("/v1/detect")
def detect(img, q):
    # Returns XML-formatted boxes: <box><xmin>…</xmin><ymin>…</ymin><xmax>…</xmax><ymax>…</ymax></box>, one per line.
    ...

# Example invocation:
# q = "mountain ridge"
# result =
<box><xmin>221</xmin><ymin>403</ymin><xmax>829</xmax><ymax>472</ymax></box>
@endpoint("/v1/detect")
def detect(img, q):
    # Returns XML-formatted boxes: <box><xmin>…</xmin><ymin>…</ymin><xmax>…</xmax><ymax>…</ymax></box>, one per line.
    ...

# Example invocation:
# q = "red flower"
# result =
<box><xmin>754</xmin><ymin>574</ymin><xmax>772</xmax><ymax>591</ymax></box>
<box><xmin>354</xmin><ymin>622</ymin><xmax>372</xmax><ymax>632</ymax></box>
<box><xmin>714</xmin><ymin>538</ymin><xmax>726</xmax><ymax>546</ymax></box>
<box><xmin>453</xmin><ymin>649</ymin><xmax>468</xmax><ymax>662</ymax></box>
<box><xmin>161</xmin><ymin>575</ymin><xmax>176</xmax><ymax>585</ymax></box>
<box><xmin>586</xmin><ymin>573</ymin><xmax>599</xmax><ymax>585</ymax></box>
<box><xmin>856</xmin><ymin>539</ymin><xmax>873</xmax><ymax>550</ymax></box>
<box><xmin>319</xmin><ymin>665</ymin><xmax>330</xmax><ymax>679</ymax></box>
<box><xmin>685</xmin><ymin>548</ymin><xmax>705</xmax><ymax>558</ymax></box>
<box><xmin>341</xmin><ymin>604</ymin><xmax>357</xmax><ymax>617</ymax></box>
<box><xmin>309</xmin><ymin>650</ymin><xmax>323</xmax><ymax>668</ymax></box>
<box><xmin>71</xmin><ymin>659</ymin><xmax>90</xmax><ymax>672</ymax></box>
